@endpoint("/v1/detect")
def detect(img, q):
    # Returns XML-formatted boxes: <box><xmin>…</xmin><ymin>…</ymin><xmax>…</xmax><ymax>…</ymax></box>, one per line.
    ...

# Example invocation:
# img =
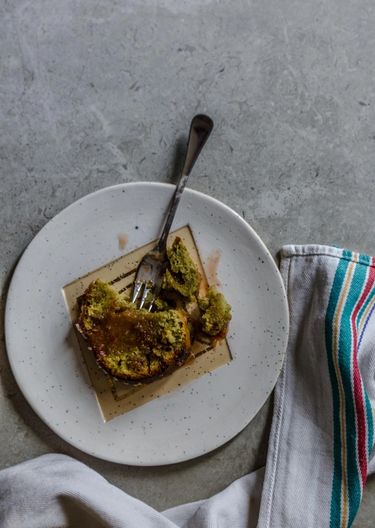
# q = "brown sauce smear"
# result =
<box><xmin>205</xmin><ymin>249</ymin><xmax>222</xmax><ymax>287</ymax></box>
<box><xmin>117</xmin><ymin>233</ymin><xmax>128</xmax><ymax>251</ymax></box>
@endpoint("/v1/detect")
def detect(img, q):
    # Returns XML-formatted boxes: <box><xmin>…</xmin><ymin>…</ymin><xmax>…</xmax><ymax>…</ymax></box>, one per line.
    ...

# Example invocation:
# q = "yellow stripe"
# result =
<box><xmin>332</xmin><ymin>257</ymin><xmax>357</xmax><ymax>528</ymax></box>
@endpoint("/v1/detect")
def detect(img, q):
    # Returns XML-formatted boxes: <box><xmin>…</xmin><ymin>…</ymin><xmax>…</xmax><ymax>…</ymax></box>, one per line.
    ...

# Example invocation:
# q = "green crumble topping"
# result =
<box><xmin>77</xmin><ymin>279</ymin><xmax>131</xmax><ymax>333</ymax></box>
<box><xmin>162</xmin><ymin>237</ymin><xmax>200</xmax><ymax>298</ymax></box>
<box><xmin>198</xmin><ymin>286</ymin><xmax>232</xmax><ymax>336</ymax></box>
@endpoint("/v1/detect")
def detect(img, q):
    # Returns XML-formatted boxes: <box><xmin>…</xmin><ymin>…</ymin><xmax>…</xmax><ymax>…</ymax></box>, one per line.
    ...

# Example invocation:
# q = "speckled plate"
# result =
<box><xmin>5</xmin><ymin>182</ymin><xmax>288</xmax><ymax>466</ymax></box>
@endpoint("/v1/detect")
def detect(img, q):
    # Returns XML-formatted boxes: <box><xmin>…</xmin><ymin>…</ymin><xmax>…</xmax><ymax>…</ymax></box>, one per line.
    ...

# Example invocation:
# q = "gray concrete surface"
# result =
<box><xmin>1</xmin><ymin>0</ymin><xmax>375</xmax><ymax>524</ymax></box>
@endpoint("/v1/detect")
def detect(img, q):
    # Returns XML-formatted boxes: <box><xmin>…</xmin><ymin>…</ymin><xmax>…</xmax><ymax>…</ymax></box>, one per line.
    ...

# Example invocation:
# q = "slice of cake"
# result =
<box><xmin>77</xmin><ymin>280</ymin><xmax>191</xmax><ymax>383</ymax></box>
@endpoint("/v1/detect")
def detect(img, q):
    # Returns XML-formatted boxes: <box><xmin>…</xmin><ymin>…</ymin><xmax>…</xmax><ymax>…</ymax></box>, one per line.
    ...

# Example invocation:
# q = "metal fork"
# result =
<box><xmin>131</xmin><ymin>114</ymin><xmax>214</xmax><ymax>310</ymax></box>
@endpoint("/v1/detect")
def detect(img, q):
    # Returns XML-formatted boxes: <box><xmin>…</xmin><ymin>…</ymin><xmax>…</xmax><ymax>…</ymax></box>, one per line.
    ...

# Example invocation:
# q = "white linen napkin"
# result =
<box><xmin>1</xmin><ymin>245</ymin><xmax>374</xmax><ymax>528</ymax></box>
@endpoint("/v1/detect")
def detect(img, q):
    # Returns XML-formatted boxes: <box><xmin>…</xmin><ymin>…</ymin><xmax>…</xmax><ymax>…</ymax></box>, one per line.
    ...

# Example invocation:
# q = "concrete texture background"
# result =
<box><xmin>1</xmin><ymin>0</ymin><xmax>375</xmax><ymax>524</ymax></box>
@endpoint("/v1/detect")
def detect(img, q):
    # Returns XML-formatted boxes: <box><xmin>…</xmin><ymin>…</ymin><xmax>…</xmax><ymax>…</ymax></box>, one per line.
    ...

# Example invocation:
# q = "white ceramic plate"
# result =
<box><xmin>5</xmin><ymin>182</ymin><xmax>288</xmax><ymax>466</ymax></box>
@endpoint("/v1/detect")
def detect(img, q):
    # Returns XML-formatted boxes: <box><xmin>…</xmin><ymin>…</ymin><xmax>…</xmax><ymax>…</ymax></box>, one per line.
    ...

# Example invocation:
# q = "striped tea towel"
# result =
<box><xmin>0</xmin><ymin>245</ymin><xmax>374</xmax><ymax>528</ymax></box>
<box><xmin>257</xmin><ymin>245</ymin><xmax>375</xmax><ymax>528</ymax></box>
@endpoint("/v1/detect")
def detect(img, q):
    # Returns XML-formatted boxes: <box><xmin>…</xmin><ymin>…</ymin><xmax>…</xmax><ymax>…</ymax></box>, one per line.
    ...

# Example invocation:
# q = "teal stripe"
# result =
<box><xmin>365</xmin><ymin>393</ymin><xmax>374</xmax><ymax>457</ymax></box>
<box><xmin>326</xmin><ymin>255</ymin><xmax>350</xmax><ymax>528</ymax></box>
<box><xmin>359</xmin><ymin>254</ymin><xmax>371</xmax><ymax>265</ymax></box>
<box><xmin>340</xmin><ymin>260</ymin><xmax>368</xmax><ymax>526</ymax></box>
<box><xmin>342</xmin><ymin>249</ymin><xmax>352</xmax><ymax>259</ymax></box>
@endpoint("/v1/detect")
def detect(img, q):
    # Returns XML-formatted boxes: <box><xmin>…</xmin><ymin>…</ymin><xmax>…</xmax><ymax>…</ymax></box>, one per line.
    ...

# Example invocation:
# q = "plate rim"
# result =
<box><xmin>5</xmin><ymin>182</ymin><xmax>289</xmax><ymax>465</ymax></box>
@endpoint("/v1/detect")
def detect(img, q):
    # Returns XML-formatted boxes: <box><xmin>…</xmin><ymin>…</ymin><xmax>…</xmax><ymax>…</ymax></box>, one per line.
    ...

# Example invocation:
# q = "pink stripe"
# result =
<box><xmin>350</xmin><ymin>261</ymin><xmax>375</xmax><ymax>486</ymax></box>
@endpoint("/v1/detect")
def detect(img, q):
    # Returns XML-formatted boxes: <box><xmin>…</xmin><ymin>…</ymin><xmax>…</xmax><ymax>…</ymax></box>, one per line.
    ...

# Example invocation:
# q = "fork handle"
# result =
<box><xmin>156</xmin><ymin>114</ymin><xmax>214</xmax><ymax>252</ymax></box>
